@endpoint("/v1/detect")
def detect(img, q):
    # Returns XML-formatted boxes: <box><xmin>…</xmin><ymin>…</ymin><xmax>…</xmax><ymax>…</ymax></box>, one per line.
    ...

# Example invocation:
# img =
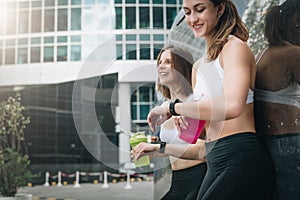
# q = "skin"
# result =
<box><xmin>147</xmin><ymin>0</ymin><xmax>256</xmax><ymax>142</ymax></box>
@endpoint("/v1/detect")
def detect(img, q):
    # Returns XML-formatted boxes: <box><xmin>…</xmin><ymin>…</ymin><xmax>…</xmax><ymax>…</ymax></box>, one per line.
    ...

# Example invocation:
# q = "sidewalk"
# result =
<box><xmin>17</xmin><ymin>181</ymin><xmax>154</xmax><ymax>200</ymax></box>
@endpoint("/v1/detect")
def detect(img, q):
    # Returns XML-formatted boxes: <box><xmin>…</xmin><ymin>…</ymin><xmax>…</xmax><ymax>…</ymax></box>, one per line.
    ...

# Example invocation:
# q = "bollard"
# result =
<box><xmin>74</xmin><ymin>171</ymin><xmax>81</xmax><ymax>188</ymax></box>
<box><xmin>102</xmin><ymin>171</ymin><xmax>109</xmax><ymax>188</ymax></box>
<box><xmin>124</xmin><ymin>171</ymin><xmax>132</xmax><ymax>189</ymax></box>
<box><xmin>44</xmin><ymin>172</ymin><xmax>50</xmax><ymax>186</ymax></box>
<box><xmin>57</xmin><ymin>171</ymin><xmax>62</xmax><ymax>186</ymax></box>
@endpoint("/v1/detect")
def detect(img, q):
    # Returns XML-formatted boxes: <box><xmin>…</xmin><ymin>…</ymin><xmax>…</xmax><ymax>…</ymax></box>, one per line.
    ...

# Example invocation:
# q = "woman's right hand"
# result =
<box><xmin>147</xmin><ymin>101</ymin><xmax>171</xmax><ymax>132</ymax></box>
<box><xmin>131</xmin><ymin>142</ymin><xmax>160</xmax><ymax>161</ymax></box>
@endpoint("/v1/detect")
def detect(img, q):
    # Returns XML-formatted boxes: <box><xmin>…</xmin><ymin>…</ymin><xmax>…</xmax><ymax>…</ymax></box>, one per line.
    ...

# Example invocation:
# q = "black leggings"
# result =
<box><xmin>197</xmin><ymin>133</ymin><xmax>274</xmax><ymax>200</ymax></box>
<box><xmin>264</xmin><ymin>133</ymin><xmax>300</xmax><ymax>200</ymax></box>
<box><xmin>161</xmin><ymin>162</ymin><xmax>207</xmax><ymax>200</ymax></box>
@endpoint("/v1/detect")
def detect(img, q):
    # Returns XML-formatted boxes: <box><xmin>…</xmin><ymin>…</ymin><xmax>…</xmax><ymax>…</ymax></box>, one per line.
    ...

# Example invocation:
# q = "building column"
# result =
<box><xmin>118</xmin><ymin>83</ymin><xmax>131</xmax><ymax>164</ymax></box>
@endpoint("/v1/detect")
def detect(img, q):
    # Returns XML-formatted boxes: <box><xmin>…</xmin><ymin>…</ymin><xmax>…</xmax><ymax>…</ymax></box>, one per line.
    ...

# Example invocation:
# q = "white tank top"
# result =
<box><xmin>193</xmin><ymin>54</ymin><xmax>254</xmax><ymax>104</ymax></box>
<box><xmin>160</xmin><ymin>124</ymin><xmax>187</xmax><ymax>144</ymax></box>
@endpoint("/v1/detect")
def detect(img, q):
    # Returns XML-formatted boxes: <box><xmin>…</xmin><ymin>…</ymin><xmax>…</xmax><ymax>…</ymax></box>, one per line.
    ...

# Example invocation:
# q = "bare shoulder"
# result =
<box><xmin>221</xmin><ymin>35</ymin><xmax>254</xmax><ymax>64</ymax></box>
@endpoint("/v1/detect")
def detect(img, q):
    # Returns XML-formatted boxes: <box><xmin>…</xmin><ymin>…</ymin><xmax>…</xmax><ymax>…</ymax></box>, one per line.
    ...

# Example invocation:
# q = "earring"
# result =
<box><xmin>296</xmin><ymin>24</ymin><xmax>299</xmax><ymax>28</ymax></box>
<box><xmin>217</xmin><ymin>13</ymin><xmax>222</xmax><ymax>18</ymax></box>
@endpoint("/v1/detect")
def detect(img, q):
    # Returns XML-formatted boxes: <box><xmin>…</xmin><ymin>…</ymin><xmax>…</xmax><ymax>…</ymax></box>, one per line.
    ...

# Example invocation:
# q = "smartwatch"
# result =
<box><xmin>159</xmin><ymin>141</ymin><xmax>166</xmax><ymax>153</ymax></box>
<box><xmin>169</xmin><ymin>98</ymin><xmax>181</xmax><ymax>116</ymax></box>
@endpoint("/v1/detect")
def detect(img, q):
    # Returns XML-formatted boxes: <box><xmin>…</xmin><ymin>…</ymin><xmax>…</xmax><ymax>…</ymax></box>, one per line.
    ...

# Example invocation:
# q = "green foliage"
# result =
<box><xmin>243</xmin><ymin>0</ymin><xmax>280</xmax><ymax>55</ymax></box>
<box><xmin>0</xmin><ymin>93</ymin><xmax>33</xmax><ymax>197</ymax></box>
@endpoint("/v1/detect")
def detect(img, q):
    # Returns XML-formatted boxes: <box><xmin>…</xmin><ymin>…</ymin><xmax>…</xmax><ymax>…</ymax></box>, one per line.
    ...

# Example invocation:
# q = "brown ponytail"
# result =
<box><xmin>207</xmin><ymin>0</ymin><xmax>249</xmax><ymax>61</ymax></box>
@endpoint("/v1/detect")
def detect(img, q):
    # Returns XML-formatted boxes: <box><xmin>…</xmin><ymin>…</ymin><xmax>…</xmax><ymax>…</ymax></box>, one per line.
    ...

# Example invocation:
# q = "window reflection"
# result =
<box><xmin>126</xmin><ymin>7</ymin><xmax>136</xmax><ymax>29</ymax></box>
<box><xmin>19</xmin><ymin>10</ymin><xmax>29</xmax><ymax>33</ymax></box>
<box><xmin>139</xmin><ymin>7</ymin><xmax>149</xmax><ymax>28</ymax></box>
<box><xmin>57</xmin><ymin>46</ymin><xmax>67</xmax><ymax>61</ymax></box>
<box><xmin>44</xmin><ymin>9</ymin><xmax>55</xmax><ymax>32</ymax></box>
<box><xmin>153</xmin><ymin>7</ymin><xmax>163</xmax><ymax>28</ymax></box>
<box><xmin>31</xmin><ymin>10</ymin><xmax>41</xmax><ymax>33</ymax></box>
<box><xmin>31</xmin><ymin>47</ymin><xmax>40</xmax><ymax>63</ymax></box>
<box><xmin>71</xmin><ymin>8</ymin><xmax>81</xmax><ymax>30</ymax></box>
<box><xmin>44</xmin><ymin>47</ymin><xmax>54</xmax><ymax>62</ymax></box>
<box><xmin>71</xmin><ymin>45</ymin><xmax>81</xmax><ymax>61</ymax></box>
<box><xmin>58</xmin><ymin>9</ymin><xmax>68</xmax><ymax>31</ymax></box>
<box><xmin>18</xmin><ymin>48</ymin><xmax>27</xmax><ymax>64</ymax></box>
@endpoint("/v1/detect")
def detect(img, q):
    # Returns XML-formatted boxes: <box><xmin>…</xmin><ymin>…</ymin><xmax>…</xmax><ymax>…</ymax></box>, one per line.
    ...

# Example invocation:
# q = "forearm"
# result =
<box><xmin>163</xmin><ymin>140</ymin><xmax>206</xmax><ymax>160</ymax></box>
<box><xmin>174</xmin><ymin>96</ymin><xmax>241</xmax><ymax>121</ymax></box>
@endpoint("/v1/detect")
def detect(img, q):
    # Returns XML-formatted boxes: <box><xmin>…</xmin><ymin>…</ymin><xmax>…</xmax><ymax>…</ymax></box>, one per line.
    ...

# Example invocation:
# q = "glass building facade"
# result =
<box><xmin>0</xmin><ymin>0</ymin><xmax>181</xmax><ymax>182</ymax></box>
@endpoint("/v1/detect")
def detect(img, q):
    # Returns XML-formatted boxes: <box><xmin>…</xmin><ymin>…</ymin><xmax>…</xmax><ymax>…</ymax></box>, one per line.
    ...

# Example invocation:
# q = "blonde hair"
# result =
<box><xmin>207</xmin><ymin>0</ymin><xmax>249</xmax><ymax>61</ymax></box>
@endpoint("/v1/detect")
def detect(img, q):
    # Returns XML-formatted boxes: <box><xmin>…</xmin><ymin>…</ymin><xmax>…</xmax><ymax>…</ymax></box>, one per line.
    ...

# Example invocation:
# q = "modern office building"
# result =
<box><xmin>0</xmin><ymin>0</ymin><xmax>251</xmax><ymax>184</ymax></box>
<box><xmin>0</xmin><ymin>0</ymin><xmax>184</xmax><ymax>181</ymax></box>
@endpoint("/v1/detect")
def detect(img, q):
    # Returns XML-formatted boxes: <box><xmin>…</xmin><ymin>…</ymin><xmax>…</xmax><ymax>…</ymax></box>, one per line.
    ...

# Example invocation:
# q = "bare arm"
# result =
<box><xmin>131</xmin><ymin>139</ymin><xmax>206</xmax><ymax>161</ymax></box>
<box><xmin>174</xmin><ymin>38</ymin><xmax>254</xmax><ymax>121</ymax></box>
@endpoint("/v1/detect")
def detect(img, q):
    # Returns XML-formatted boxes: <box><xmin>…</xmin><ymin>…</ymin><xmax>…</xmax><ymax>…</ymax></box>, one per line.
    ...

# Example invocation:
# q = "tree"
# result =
<box><xmin>0</xmin><ymin>93</ymin><xmax>33</xmax><ymax>197</ymax></box>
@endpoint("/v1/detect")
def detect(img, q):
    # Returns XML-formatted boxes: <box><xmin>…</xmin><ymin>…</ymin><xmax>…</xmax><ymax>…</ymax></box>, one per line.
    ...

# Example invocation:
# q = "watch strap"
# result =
<box><xmin>169</xmin><ymin>99</ymin><xmax>181</xmax><ymax>116</ymax></box>
<box><xmin>159</xmin><ymin>141</ymin><xmax>166</xmax><ymax>153</ymax></box>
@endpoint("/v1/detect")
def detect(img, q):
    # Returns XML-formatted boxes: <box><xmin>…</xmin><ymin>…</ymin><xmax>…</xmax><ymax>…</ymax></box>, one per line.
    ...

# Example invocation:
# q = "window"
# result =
<box><xmin>31</xmin><ymin>47</ymin><xmax>40</xmax><ymax>63</ymax></box>
<box><xmin>126</xmin><ymin>0</ymin><xmax>135</xmax><ymax>3</ymax></box>
<box><xmin>131</xmin><ymin>85</ymin><xmax>155</xmax><ymax>122</ymax></box>
<box><xmin>58</xmin><ymin>0</ymin><xmax>68</xmax><ymax>6</ymax></box>
<box><xmin>44</xmin><ymin>37</ymin><xmax>54</xmax><ymax>44</ymax></box>
<box><xmin>71</xmin><ymin>36</ymin><xmax>81</xmax><ymax>42</ymax></box>
<box><xmin>58</xmin><ymin>9</ymin><xmax>68</xmax><ymax>31</ymax></box>
<box><xmin>139</xmin><ymin>7</ymin><xmax>149</xmax><ymax>28</ymax></box>
<box><xmin>154</xmin><ymin>34</ymin><xmax>164</xmax><ymax>41</ymax></box>
<box><xmin>126</xmin><ymin>44</ymin><xmax>136</xmax><ymax>60</ymax></box>
<box><xmin>126</xmin><ymin>7</ymin><xmax>136</xmax><ymax>29</ymax></box>
<box><xmin>140</xmin><ymin>44</ymin><xmax>150</xmax><ymax>60</ymax></box>
<box><xmin>71</xmin><ymin>45</ymin><xmax>81</xmax><ymax>61</ymax></box>
<box><xmin>0</xmin><ymin>49</ymin><xmax>2</xmax><ymax>65</ymax></box>
<box><xmin>167</xmin><ymin>7</ymin><xmax>177</xmax><ymax>29</ymax></box>
<box><xmin>31</xmin><ymin>10</ymin><xmax>41</xmax><ymax>33</ymax></box>
<box><xmin>19</xmin><ymin>2</ymin><xmax>29</xmax><ymax>8</ymax></box>
<box><xmin>154</xmin><ymin>44</ymin><xmax>163</xmax><ymax>58</ymax></box>
<box><xmin>58</xmin><ymin>36</ymin><xmax>67</xmax><ymax>43</ymax></box>
<box><xmin>166</xmin><ymin>0</ymin><xmax>177</xmax><ymax>4</ymax></box>
<box><xmin>72</xmin><ymin>0</ymin><xmax>82</xmax><ymax>5</ymax></box>
<box><xmin>115</xmin><ymin>7</ymin><xmax>122</xmax><ymax>29</ymax></box>
<box><xmin>153</xmin><ymin>7</ymin><xmax>163</xmax><ymax>28</ymax></box>
<box><xmin>140</xmin><ymin>34</ymin><xmax>150</xmax><ymax>41</ymax></box>
<box><xmin>44</xmin><ymin>9</ymin><xmax>55</xmax><ymax>32</ymax></box>
<box><xmin>6</xmin><ymin>10</ymin><xmax>16</xmax><ymax>35</ymax></box>
<box><xmin>45</xmin><ymin>0</ymin><xmax>55</xmax><ymax>7</ymax></box>
<box><xmin>19</xmin><ymin>11</ymin><xmax>29</xmax><ymax>33</ymax></box>
<box><xmin>5</xmin><ymin>40</ymin><xmax>15</xmax><ymax>65</ymax></box>
<box><xmin>116</xmin><ymin>44</ymin><xmax>122</xmax><ymax>60</ymax></box>
<box><xmin>71</xmin><ymin>8</ymin><xmax>81</xmax><ymax>30</ymax></box>
<box><xmin>153</xmin><ymin>0</ymin><xmax>163</xmax><ymax>3</ymax></box>
<box><xmin>126</xmin><ymin>34</ymin><xmax>136</xmax><ymax>41</ymax></box>
<box><xmin>5</xmin><ymin>49</ymin><xmax>15</xmax><ymax>65</ymax></box>
<box><xmin>32</xmin><ymin>1</ymin><xmax>41</xmax><ymax>7</ymax></box>
<box><xmin>18</xmin><ymin>48</ymin><xmax>27</xmax><ymax>64</ymax></box>
<box><xmin>84</xmin><ymin>0</ymin><xmax>95</xmax><ymax>4</ymax></box>
<box><xmin>44</xmin><ymin>47</ymin><xmax>54</xmax><ymax>62</ymax></box>
<box><xmin>57</xmin><ymin>46</ymin><xmax>67</xmax><ymax>61</ymax></box>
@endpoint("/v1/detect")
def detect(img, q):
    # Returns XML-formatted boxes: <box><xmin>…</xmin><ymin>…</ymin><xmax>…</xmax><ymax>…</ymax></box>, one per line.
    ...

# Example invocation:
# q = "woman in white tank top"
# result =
<box><xmin>132</xmin><ymin>46</ymin><xmax>206</xmax><ymax>200</ymax></box>
<box><xmin>142</xmin><ymin>1</ymin><xmax>274</xmax><ymax>199</ymax></box>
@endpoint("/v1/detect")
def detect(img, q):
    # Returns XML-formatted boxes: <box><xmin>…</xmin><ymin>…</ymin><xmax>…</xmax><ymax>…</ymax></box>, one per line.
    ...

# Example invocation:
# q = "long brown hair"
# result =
<box><xmin>265</xmin><ymin>0</ymin><xmax>300</xmax><ymax>47</ymax></box>
<box><xmin>207</xmin><ymin>0</ymin><xmax>249</xmax><ymax>61</ymax></box>
<box><xmin>156</xmin><ymin>45</ymin><xmax>194</xmax><ymax>99</ymax></box>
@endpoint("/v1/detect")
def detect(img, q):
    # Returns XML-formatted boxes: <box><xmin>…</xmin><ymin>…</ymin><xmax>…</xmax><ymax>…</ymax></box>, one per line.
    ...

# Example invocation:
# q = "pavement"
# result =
<box><xmin>17</xmin><ymin>180</ymin><xmax>154</xmax><ymax>200</ymax></box>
